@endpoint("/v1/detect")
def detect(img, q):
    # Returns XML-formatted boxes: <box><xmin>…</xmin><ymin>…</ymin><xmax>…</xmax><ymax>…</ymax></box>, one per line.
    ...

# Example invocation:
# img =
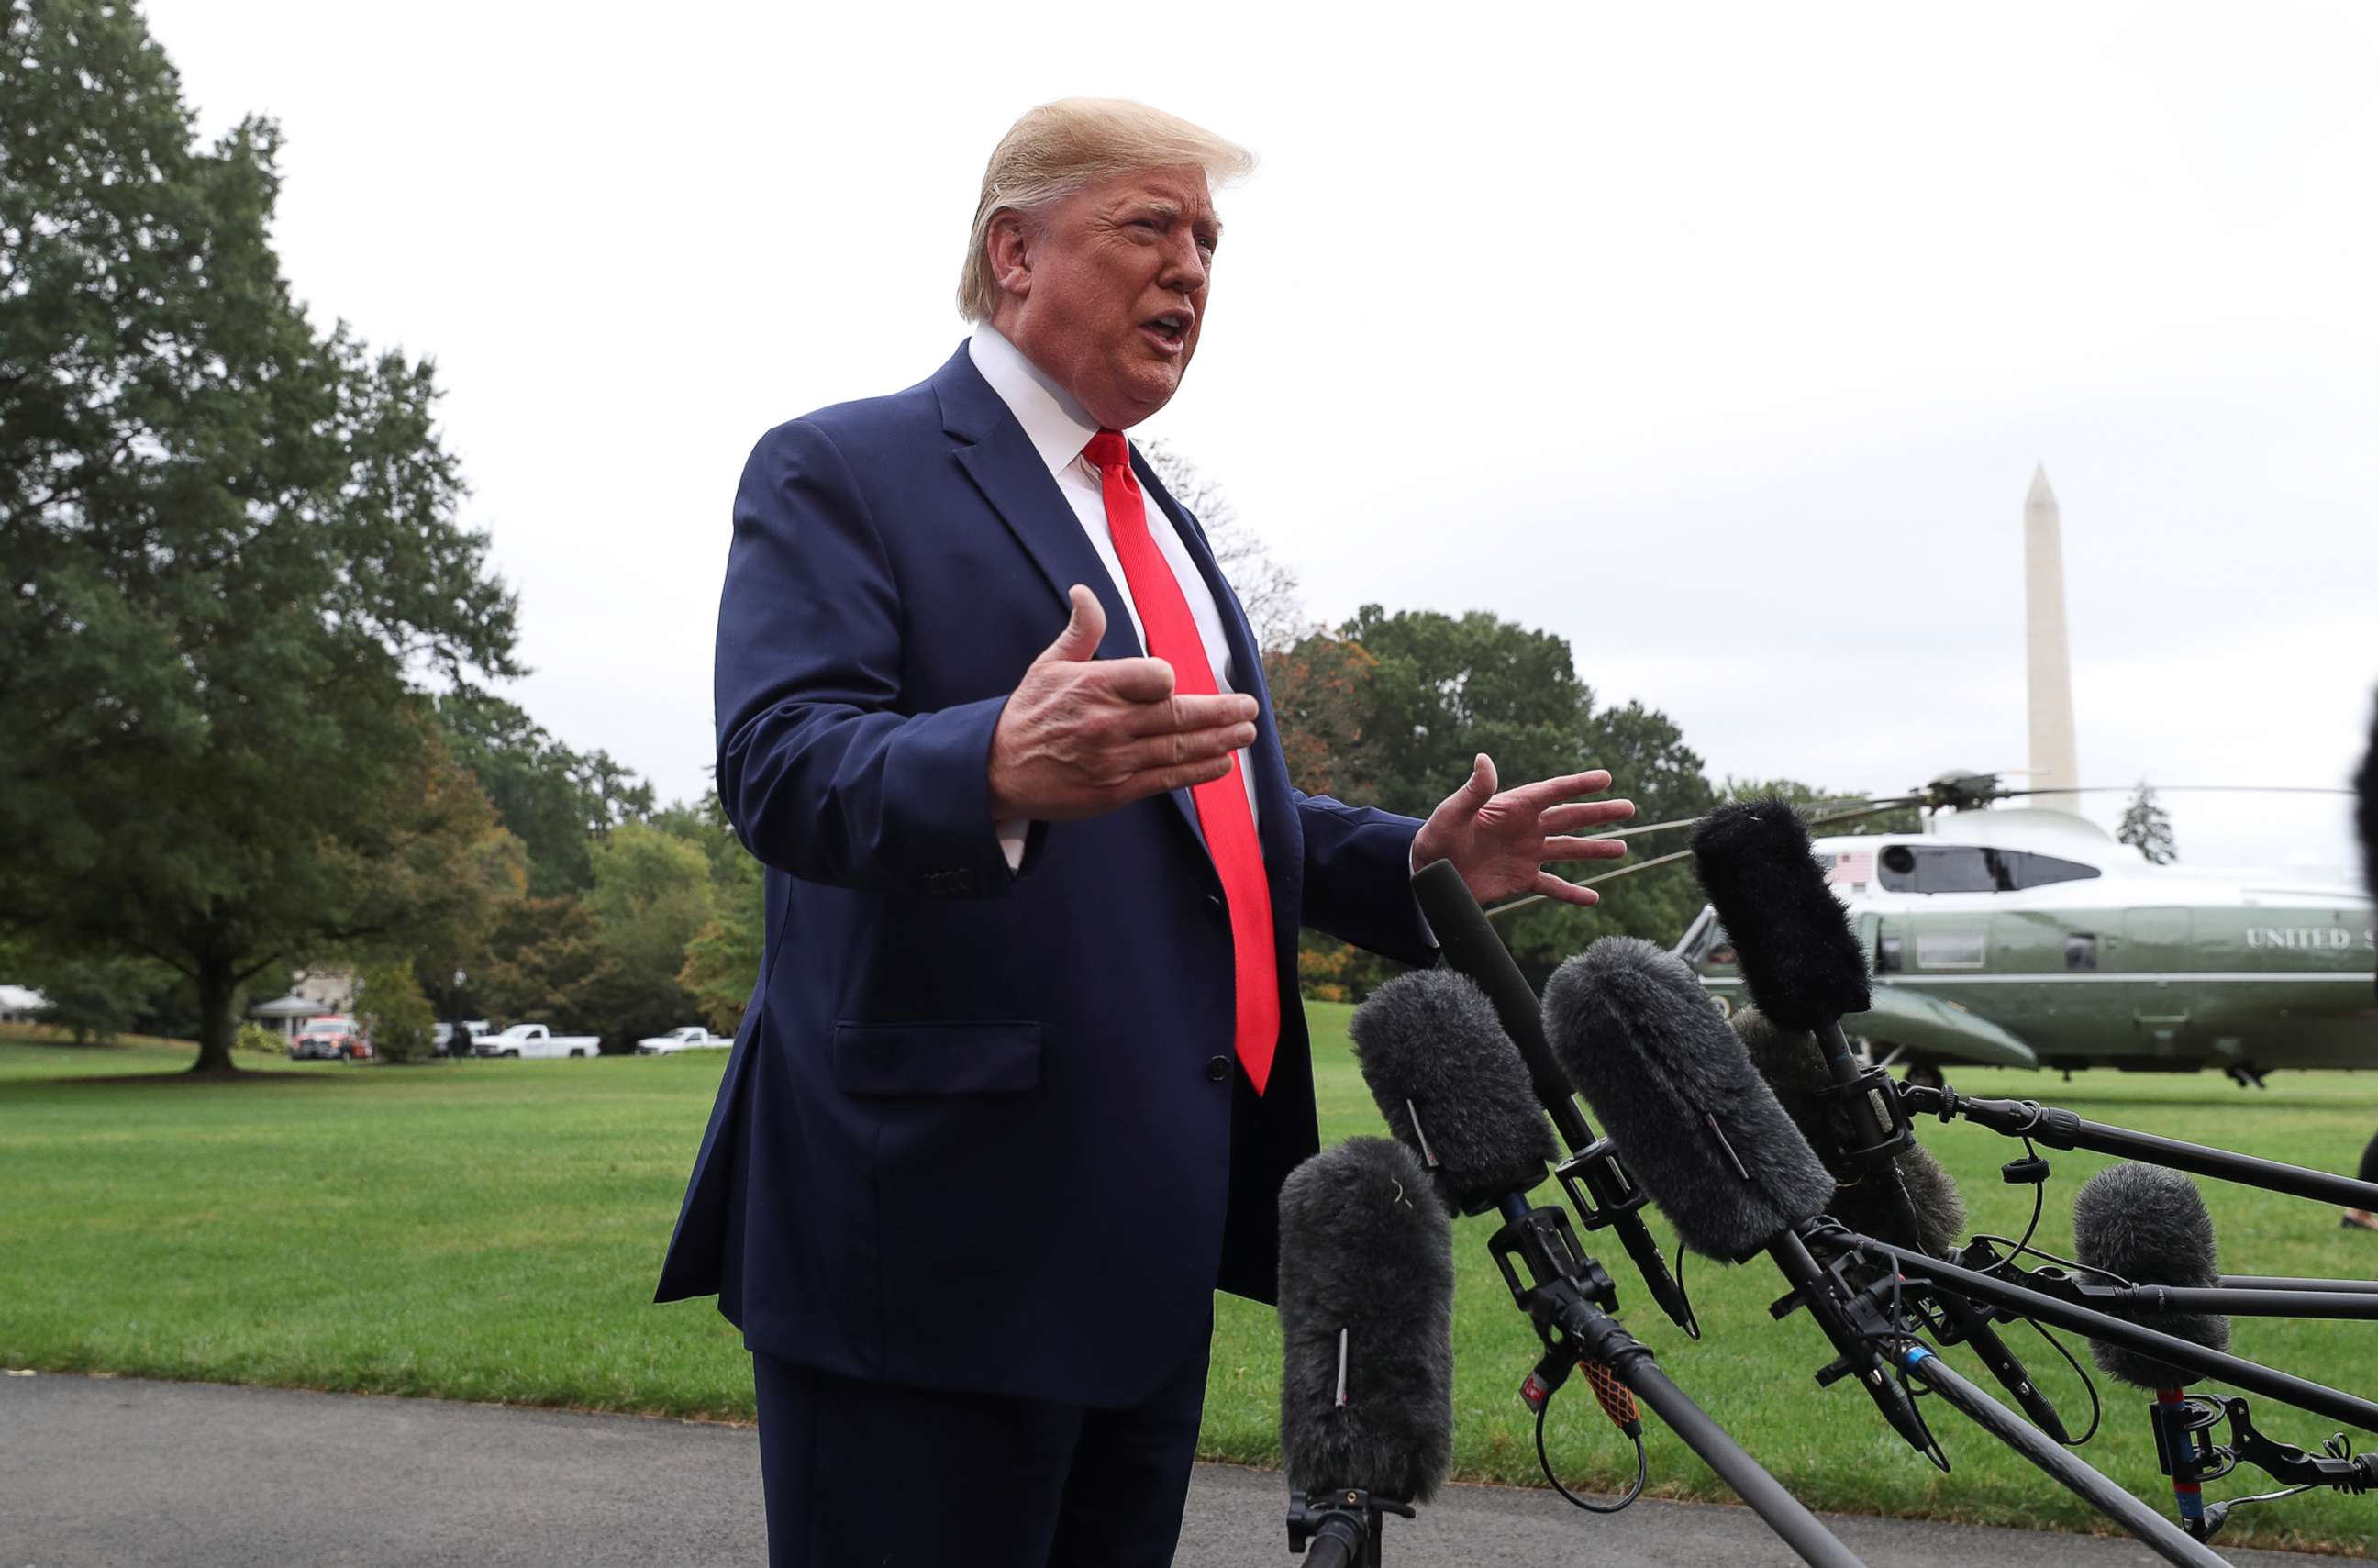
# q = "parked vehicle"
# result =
<box><xmin>635</xmin><ymin>1026</ymin><xmax>731</xmax><ymax>1056</ymax></box>
<box><xmin>469</xmin><ymin>1023</ymin><xmax>601</xmax><ymax>1060</ymax></box>
<box><xmin>290</xmin><ymin>1016</ymin><xmax>372</xmax><ymax>1062</ymax></box>
<box><xmin>431</xmin><ymin>1019</ymin><xmax>492</xmax><ymax>1057</ymax></box>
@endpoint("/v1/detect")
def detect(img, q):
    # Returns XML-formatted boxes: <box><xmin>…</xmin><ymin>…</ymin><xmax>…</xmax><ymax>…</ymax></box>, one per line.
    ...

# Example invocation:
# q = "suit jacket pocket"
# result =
<box><xmin>830</xmin><ymin>1021</ymin><xmax>1042</xmax><ymax>1095</ymax></box>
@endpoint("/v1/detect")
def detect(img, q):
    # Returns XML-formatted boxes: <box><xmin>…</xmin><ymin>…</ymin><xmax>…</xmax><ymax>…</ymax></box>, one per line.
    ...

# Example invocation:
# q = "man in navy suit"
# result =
<box><xmin>657</xmin><ymin>97</ymin><xmax>1633</xmax><ymax>1566</ymax></box>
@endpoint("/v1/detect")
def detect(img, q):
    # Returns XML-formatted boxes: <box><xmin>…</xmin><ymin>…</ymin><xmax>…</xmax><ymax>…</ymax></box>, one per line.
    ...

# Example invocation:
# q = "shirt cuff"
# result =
<box><xmin>997</xmin><ymin>819</ymin><xmax>1031</xmax><ymax>873</ymax></box>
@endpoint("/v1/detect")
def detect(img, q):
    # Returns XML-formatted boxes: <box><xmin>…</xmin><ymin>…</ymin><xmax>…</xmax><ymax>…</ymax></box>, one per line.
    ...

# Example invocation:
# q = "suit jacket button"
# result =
<box><xmin>1205</xmin><ymin>1055</ymin><xmax>1230</xmax><ymax>1083</ymax></box>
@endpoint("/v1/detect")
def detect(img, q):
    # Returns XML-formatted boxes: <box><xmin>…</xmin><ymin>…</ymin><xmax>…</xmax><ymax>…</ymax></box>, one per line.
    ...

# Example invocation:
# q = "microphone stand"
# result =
<box><xmin>1412</xmin><ymin>860</ymin><xmax>1699</xmax><ymax>1336</ymax></box>
<box><xmin>2144</xmin><ymin>1391</ymin><xmax>2378</xmax><ymax>1542</ymax></box>
<box><xmin>1795</xmin><ymin>1018</ymin><xmax>2071</xmax><ymax>1440</ymax></box>
<box><xmin>1804</xmin><ymin>1227</ymin><xmax>2378</xmax><ymax>1434</ymax></box>
<box><xmin>1478</xmin><ymin>1191</ymin><xmax>1868</xmax><ymax>1568</ymax></box>
<box><xmin>1954</xmin><ymin>1243</ymin><xmax>2378</xmax><ymax>1321</ymax></box>
<box><xmin>1896</xmin><ymin>1084</ymin><xmax>2378</xmax><ymax>1211</ymax></box>
<box><xmin>1891</xmin><ymin>1346</ymin><xmax>2234</xmax><ymax>1568</ymax></box>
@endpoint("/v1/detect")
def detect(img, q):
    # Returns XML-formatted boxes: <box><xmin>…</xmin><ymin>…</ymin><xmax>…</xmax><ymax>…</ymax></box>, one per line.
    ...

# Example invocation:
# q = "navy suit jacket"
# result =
<box><xmin>655</xmin><ymin>344</ymin><xmax>1436</xmax><ymax>1408</ymax></box>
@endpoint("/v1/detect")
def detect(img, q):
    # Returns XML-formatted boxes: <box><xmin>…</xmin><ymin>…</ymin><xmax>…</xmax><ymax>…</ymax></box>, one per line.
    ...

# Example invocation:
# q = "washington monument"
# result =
<box><xmin>2024</xmin><ymin>466</ymin><xmax>2080</xmax><ymax>811</ymax></box>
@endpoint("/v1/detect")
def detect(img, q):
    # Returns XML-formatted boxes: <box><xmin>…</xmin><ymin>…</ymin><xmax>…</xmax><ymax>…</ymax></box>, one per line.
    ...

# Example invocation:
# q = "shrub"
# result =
<box><xmin>234</xmin><ymin>1021</ymin><xmax>284</xmax><ymax>1057</ymax></box>
<box><xmin>358</xmin><ymin>964</ymin><xmax>437</xmax><ymax>1063</ymax></box>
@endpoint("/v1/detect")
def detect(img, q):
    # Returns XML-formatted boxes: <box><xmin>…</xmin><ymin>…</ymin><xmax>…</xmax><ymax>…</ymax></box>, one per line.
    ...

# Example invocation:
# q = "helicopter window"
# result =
<box><xmin>2005</xmin><ymin>852</ymin><xmax>2102</xmax><ymax>890</ymax></box>
<box><xmin>1875</xmin><ymin>846</ymin><xmax>1993</xmax><ymax>893</ymax></box>
<box><xmin>1916</xmin><ymin>930</ymin><xmax>1987</xmax><ymax>969</ymax></box>
<box><xmin>2065</xmin><ymin>933</ymin><xmax>2099</xmax><ymax>972</ymax></box>
<box><xmin>1874</xmin><ymin>935</ymin><xmax>1904</xmax><ymax>973</ymax></box>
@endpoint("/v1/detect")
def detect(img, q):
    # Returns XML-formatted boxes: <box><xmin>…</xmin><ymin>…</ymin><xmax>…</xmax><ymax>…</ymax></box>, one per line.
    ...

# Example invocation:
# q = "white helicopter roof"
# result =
<box><xmin>1807</xmin><ymin>806</ymin><xmax>2371</xmax><ymax>912</ymax></box>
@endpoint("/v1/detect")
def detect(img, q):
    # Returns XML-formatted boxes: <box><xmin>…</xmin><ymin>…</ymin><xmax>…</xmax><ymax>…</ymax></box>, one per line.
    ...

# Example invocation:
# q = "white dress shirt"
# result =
<box><xmin>970</xmin><ymin>323</ymin><xmax>1261</xmax><ymax>868</ymax></box>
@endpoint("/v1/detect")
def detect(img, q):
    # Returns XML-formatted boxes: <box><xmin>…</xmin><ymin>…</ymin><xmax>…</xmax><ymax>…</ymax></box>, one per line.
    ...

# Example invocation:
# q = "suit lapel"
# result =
<box><xmin>934</xmin><ymin>347</ymin><xmax>1207</xmax><ymax>850</ymax></box>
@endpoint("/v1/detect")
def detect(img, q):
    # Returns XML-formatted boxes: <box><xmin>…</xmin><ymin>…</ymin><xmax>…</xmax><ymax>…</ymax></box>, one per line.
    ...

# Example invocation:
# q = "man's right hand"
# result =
<box><xmin>988</xmin><ymin>585</ymin><xmax>1259</xmax><ymax>822</ymax></box>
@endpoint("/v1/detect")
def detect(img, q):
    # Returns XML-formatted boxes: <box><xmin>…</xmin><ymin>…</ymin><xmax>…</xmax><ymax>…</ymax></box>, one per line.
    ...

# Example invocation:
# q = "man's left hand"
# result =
<box><xmin>1411</xmin><ymin>755</ymin><xmax>1632</xmax><ymax>907</ymax></box>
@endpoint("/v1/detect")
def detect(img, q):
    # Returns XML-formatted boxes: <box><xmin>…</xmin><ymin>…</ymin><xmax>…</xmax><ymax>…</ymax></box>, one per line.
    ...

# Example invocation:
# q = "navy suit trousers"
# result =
<box><xmin>752</xmin><ymin>1324</ymin><xmax>1211</xmax><ymax>1567</ymax></box>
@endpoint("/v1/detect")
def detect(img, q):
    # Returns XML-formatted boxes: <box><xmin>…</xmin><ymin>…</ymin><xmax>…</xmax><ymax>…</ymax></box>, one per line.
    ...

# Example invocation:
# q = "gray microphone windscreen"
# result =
<box><xmin>1349</xmin><ymin>970</ymin><xmax>1556</xmax><ymax>1213</ymax></box>
<box><xmin>1542</xmin><ymin>937</ymin><xmax>1835</xmax><ymax>1261</ymax></box>
<box><xmin>1278</xmin><ymin>1137</ymin><xmax>1455</xmax><ymax>1505</ymax></box>
<box><xmin>1689</xmin><ymin>800</ymin><xmax>1872</xmax><ymax>1030</ymax></box>
<box><xmin>2072</xmin><ymin>1162</ymin><xmax>2232</xmax><ymax>1389</ymax></box>
<box><xmin>2357</xmin><ymin>690</ymin><xmax>2376</xmax><ymax>979</ymax></box>
<box><xmin>1734</xmin><ymin>1006</ymin><xmax>1967</xmax><ymax>1254</ymax></box>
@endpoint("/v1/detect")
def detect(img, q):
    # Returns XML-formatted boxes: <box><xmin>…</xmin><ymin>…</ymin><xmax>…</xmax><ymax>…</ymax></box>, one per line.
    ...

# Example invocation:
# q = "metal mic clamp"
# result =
<box><xmin>1287</xmin><ymin>1488</ymin><xmax>1414</xmax><ymax>1566</ymax></box>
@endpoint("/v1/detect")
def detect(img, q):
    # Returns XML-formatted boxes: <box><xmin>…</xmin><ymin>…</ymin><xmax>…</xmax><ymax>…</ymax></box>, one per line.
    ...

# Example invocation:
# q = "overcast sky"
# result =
<box><xmin>146</xmin><ymin>0</ymin><xmax>2378</xmax><ymax>883</ymax></box>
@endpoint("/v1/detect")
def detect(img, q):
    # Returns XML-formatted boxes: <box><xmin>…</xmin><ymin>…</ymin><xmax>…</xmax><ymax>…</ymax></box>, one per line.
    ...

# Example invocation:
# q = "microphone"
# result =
<box><xmin>2072</xmin><ymin>1163</ymin><xmax>2233</xmax><ymax>1390</ymax></box>
<box><xmin>1542</xmin><ymin>940</ymin><xmax>1835</xmax><ymax>1262</ymax></box>
<box><xmin>2072</xmin><ymin>1162</ymin><xmax>2234</xmax><ymax>1537</ymax></box>
<box><xmin>1348</xmin><ymin>970</ymin><xmax>1556</xmax><ymax>1214</ymax></box>
<box><xmin>1278</xmin><ymin>1137</ymin><xmax>1454</xmax><ymax>1562</ymax></box>
<box><xmin>1353</xmin><ymin>963</ymin><xmax>1874</xmax><ymax>1567</ymax></box>
<box><xmin>1408</xmin><ymin>858</ymin><xmax>1696</xmax><ymax>1334</ymax></box>
<box><xmin>2359</xmin><ymin>689</ymin><xmax>2376</xmax><ymax>995</ymax></box>
<box><xmin>1734</xmin><ymin>1006</ymin><xmax>1966</xmax><ymax>1255</ymax></box>
<box><xmin>1687</xmin><ymin>801</ymin><xmax>1870</xmax><ymax>1033</ymax></box>
<box><xmin>1737</xmin><ymin>1005</ymin><xmax>2069</xmax><ymax>1441</ymax></box>
<box><xmin>1542</xmin><ymin>937</ymin><xmax>1936</xmax><ymax>1458</ymax></box>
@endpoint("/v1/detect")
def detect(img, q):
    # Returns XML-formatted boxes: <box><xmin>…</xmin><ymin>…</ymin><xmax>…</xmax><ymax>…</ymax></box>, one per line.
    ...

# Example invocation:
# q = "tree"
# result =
<box><xmin>357</xmin><ymin>962</ymin><xmax>435</xmax><ymax>1063</ymax></box>
<box><xmin>474</xmin><ymin>896</ymin><xmax>618</xmax><ymax>1038</ymax></box>
<box><xmin>0</xmin><ymin>2</ymin><xmax>518</xmax><ymax>1071</ymax></box>
<box><xmin>435</xmin><ymin>692</ymin><xmax>651</xmax><ymax>897</ymax></box>
<box><xmin>2118</xmin><ymin>782</ymin><xmax>2178</xmax><ymax>865</ymax></box>
<box><xmin>583</xmin><ymin>822</ymin><xmax>715</xmax><ymax>1049</ymax></box>
<box><xmin>1138</xmin><ymin>438</ymin><xmax>1306</xmax><ymax>653</ymax></box>
<box><xmin>672</xmin><ymin>796</ymin><xmax>765</xmax><ymax>1034</ymax></box>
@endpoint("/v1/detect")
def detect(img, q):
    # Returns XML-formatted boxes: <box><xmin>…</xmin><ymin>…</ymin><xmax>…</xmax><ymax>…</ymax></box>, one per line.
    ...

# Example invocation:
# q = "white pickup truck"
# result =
<box><xmin>635</xmin><ymin>1026</ymin><xmax>731</xmax><ymax>1056</ymax></box>
<box><xmin>470</xmin><ymin>1023</ymin><xmax>601</xmax><ymax>1059</ymax></box>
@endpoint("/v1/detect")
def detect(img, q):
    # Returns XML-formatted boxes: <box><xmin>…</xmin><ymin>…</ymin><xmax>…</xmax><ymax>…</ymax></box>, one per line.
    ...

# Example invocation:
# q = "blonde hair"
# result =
<box><xmin>958</xmin><ymin>98</ymin><xmax>1255</xmax><ymax>322</ymax></box>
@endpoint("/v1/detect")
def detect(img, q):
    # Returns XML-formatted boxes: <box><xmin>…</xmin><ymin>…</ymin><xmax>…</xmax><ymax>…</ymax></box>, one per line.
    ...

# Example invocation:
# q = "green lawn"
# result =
<box><xmin>5</xmin><ymin>1016</ymin><xmax>2375</xmax><ymax>1554</ymax></box>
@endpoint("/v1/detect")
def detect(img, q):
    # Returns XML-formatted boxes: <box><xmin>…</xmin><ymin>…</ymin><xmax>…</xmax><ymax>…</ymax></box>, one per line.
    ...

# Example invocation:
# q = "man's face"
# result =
<box><xmin>991</xmin><ymin>164</ymin><xmax>1219</xmax><ymax>430</ymax></box>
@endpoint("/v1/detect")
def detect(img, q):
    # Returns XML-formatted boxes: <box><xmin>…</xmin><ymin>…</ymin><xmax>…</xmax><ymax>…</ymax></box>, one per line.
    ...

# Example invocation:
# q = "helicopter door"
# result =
<box><xmin>2123</xmin><ymin>906</ymin><xmax>2195</xmax><ymax>1055</ymax></box>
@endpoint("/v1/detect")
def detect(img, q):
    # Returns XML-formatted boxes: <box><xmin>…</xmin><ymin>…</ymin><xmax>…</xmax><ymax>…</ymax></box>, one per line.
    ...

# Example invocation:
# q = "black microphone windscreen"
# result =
<box><xmin>1542</xmin><ymin>937</ymin><xmax>1836</xmax><ymax>1261</ymax></box>
<box><xmin>1732</xmin><ymin>1006</ymin><xmax>1968</xmax><ymax>1253</ymax></box>
<box><xmin>1689</xmin><ymin>801</ymin><xmax>1872</xmax><ymax>1030</ymax></box>
<box><xmin>2072</xmin><ymin>1162</ymin><xmax>2233</xmax><ymax>1389</ymax></box>
<box><xmin>1349</xmin><ymin>970</ymin><xmax>1556</xmax><ymax>1213</ymax></box>
<box><xmin>1278</xmin><ymin>1137</ymin><xmax>1455</xmax><ymax>1505</ymax></box>
<box><xmin>2357</xmin><ymin>688</ymin><xmax>2377</xmax><ymax>917</ymax></box>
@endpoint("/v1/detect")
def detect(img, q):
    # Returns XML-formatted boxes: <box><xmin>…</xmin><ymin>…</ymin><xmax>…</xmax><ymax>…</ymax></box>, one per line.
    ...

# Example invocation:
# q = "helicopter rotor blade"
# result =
<box><xmin>1993</xmin><ymin>784</ymin><xmax>2355</xmax><ymax>799</ymax></box>
<box><xmin>1483</xmin><ymin>795</ymin><xmax>1928</xmax><ymax>920</ymax></box>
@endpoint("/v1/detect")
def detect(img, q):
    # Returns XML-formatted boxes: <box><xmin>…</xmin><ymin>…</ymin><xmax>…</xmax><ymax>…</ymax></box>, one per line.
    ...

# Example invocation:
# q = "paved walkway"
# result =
<box><xmin>0</xmin><ymin>1374</ymin><xmax>2342</xmax><ymax>1565</ymax></box>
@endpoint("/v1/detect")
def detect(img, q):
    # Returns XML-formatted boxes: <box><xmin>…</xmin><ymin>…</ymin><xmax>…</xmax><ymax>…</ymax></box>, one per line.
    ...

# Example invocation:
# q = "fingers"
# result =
<box><xmin>1537</xmin><ymin>835</ymin><xmax>1630</xmax><ymax>863</ymax></box>
<box><xmin>1038</xmin><ymin>584</ymin><xmax>1106</xmax><ymax>665</ymax></box>
<box><xmin>1533</xmin><ymin>871</ymin><xmax>1601</xmax><ymax>908</ymax></box>
<box><xmin>1539</xmin><ymin>799</ymin><xmax>1636</xmax><ymax>832</ymax></box>
<box><xmin>1120</xmin><ymin>752</ymin><xmax>1239</xmax><ymax>798</ymax></box>
<box><xmin>1108</xmin><ymin>720</ymin><xmax>1258</xmax><ymax>776</ymax></box>
<box><xmin>1505</xmin><ymin>768</ymin><xmax>1617</xmax><ymax>808</ymax></box>
<box><xmin>1100</xmin><ymin>655</ymin><xmax>1178</xmax><ymax>706</ymax></box>
<box><xmin>1118</xmin><ymin>689</ymin><xmax>1257</xmax><ymax>737</ymax></box>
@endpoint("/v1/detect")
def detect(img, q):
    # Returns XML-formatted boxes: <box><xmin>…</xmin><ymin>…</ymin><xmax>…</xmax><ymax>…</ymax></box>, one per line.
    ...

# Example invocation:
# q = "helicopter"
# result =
<box><xmin>1655</xmin><ymin>772</ymin><xmax>2376</xmax><ymax>1088</ymax></box>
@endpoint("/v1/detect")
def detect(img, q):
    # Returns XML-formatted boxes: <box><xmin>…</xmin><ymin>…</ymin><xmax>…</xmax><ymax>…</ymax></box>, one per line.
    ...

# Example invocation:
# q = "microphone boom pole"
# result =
<box><xmin>1411</xmin><ymin>859</ymin><xmax>1697</xmax><ymax>1336</ymax></box>
<box><xmin>1893</xmin><ymin>1347</ymin><xmax>2231</xmax><ymax>1568</ymax></box>
<box><xmin>1809</xmin><ymin>1229</ymin><xmax>2378</xmax><ymax>1434</ymax></box>
<box><xmin>1900</xmin><ymin>1086</ymin><xmax>2378</xmax><ymax>1211</ymax></box>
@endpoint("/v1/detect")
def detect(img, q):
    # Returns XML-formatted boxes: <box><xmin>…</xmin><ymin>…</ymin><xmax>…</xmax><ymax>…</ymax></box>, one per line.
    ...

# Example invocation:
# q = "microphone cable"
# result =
<box><xmin>1533</xmin><ymin>1356</ymin><xmax>1650</xmax><ymax>1515</ymax></box>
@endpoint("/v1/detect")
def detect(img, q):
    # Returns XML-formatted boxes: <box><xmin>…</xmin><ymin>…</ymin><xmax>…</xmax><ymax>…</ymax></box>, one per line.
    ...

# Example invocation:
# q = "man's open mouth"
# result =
<box><xmin>1140</xmin><ymin>313</ymin><xmax>1189</xmax><ymax>350</ymax></box>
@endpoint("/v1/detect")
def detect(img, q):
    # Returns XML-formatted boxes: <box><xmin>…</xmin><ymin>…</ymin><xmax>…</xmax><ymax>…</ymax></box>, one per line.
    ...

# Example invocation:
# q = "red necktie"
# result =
<box><xmin>1084</xmin><ymin>429</ymin><xmax>1279</xmax><ymax>1095</ymax></box>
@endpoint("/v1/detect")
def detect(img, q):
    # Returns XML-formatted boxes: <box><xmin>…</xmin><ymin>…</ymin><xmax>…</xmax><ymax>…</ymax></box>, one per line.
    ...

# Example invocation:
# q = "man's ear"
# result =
<box><xmin>986</xmin><ymin>209</ymin><xmax>1034</xmax><ymax>301</ymax></box>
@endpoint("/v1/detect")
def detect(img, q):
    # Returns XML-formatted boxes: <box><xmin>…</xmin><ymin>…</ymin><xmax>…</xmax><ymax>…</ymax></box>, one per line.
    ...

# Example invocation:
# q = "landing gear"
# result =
<box><xmin>2224</xmin><ymin>1063</ymin><xmax>2270</xmax><ymax>1089</ymax></box>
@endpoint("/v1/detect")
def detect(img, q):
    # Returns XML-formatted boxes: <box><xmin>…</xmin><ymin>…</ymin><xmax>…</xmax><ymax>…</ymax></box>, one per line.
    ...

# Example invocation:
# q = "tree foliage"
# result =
<box><xmin>1139</xmin><ymin>438</ymin><xmax>1306</xmax><ymax>654</ymax></box>
<box><xmin>435</xmin><ymin>692</ymin><xmax>654</xmax><ymax>897</ymax></box>
<box><xmin>358</xmin><ymin>962</ymin><xmax>435</xmax><ymax>1063</ymax></box>
<box><xmin>0</xmin><ymin>0</ymin><xmax>517</xmax><ymax>1069</ymax></box>
<box><xmin>2117</xmin><ymin>782</ymin><xmax>2178</xmax><ymax>865</ymax></box>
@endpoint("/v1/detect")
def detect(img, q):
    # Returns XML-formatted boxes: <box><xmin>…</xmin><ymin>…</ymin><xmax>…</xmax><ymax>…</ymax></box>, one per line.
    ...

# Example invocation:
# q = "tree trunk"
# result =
<box><xmin>192</xmin><ymin>957</ymin><xmax>239</xmax><ymax>1073</ymax></box>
